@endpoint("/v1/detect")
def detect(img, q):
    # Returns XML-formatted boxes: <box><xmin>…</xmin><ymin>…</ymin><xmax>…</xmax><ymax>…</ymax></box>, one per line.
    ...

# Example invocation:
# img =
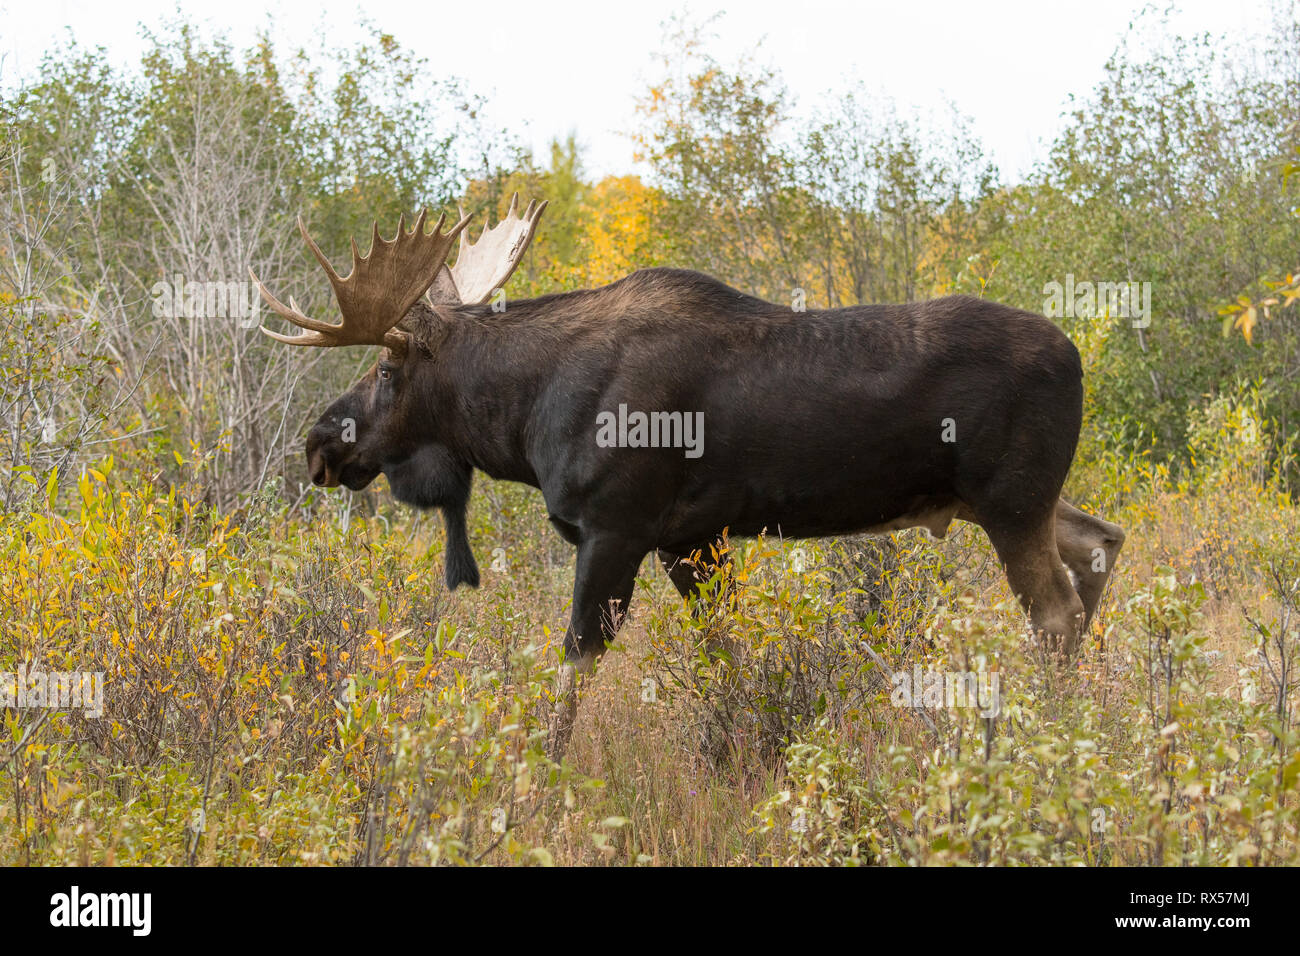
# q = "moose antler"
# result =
<box><xmin>439</xmin><ymin>193</ymin><xmax>548</xmax><ymax>305</ymax></box>
<box><xmin>251</xmin><ymin>208</ymin><xmax>471</xmax><ymax>350</ymax></box>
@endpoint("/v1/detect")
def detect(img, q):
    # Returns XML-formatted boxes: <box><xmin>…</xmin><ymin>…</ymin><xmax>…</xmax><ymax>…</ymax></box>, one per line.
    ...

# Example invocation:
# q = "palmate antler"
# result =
<box><xmin>435</xmin><ymin>193</ymin><xmax>549</xmax><ymax>306</ymax></box>
<box><xmin>250</xmin><ymin>208</ymin><xmax>471</xmax><ymax>351</ymax></box>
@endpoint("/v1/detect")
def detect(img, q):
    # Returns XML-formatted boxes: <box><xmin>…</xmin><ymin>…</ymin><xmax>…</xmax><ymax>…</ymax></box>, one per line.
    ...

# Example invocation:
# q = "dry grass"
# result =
<box><xmin>1</xmin><ymin>389</ymin><xmax>1297</xmax><ymax>866</ymax></box>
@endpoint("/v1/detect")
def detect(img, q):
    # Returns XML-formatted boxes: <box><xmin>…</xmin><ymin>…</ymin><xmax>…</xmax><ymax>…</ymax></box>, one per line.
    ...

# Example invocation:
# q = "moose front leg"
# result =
<box><xmin>549</xmin><ymin>533</ymin><xmax>648</xmax><ymax>760</ymax></box>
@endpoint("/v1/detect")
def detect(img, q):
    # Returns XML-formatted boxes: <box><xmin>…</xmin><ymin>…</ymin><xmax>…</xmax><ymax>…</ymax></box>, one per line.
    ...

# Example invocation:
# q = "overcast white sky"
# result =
<box><xmin>0</xmin><ymin>0</ymin><xmax>1285</xmax><ymax>181</ymax></box>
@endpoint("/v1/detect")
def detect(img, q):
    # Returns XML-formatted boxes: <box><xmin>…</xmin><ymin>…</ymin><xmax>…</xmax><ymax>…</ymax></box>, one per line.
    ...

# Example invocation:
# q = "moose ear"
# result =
<box><xmin>426</xmin><ymin>266</ymin><xmax>462</xmax><ymax>306</ymax></box>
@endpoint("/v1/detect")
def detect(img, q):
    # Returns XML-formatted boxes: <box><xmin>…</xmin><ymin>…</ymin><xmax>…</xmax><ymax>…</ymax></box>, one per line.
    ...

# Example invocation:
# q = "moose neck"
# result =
<box><xmin>413</xmin><ymin>290</ymin><xmax>595</xmax><ymax>487</ymax></box>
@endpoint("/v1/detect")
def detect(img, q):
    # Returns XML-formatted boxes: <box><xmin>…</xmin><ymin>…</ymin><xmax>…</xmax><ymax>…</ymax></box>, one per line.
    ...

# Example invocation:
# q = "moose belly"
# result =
<box><xmin>723</xmin><ymin>493</ymin><xmax>962</xmax><ymax>541</ymax></box>
<box><xmin>858</xmin><ymin>499</ymin><xmax>962</xmax><ymax>538</ymax></box>
<box><xmin>661</xmin><ymin>466</ymin><xmax>965</xmax><ymax>545</ymax></box>
<box><xmin>672</xmin><ymin>412</ymin><xmax>962</xmax><ymax>542</ymax></box>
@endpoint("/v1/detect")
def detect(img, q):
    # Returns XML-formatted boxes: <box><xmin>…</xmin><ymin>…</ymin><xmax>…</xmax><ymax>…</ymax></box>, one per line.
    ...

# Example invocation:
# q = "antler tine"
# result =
<box><xmin>296</xmin><ymin>216</ymin><xmax>344</xmax><ymax>285</ymax></box>
<box><xmin>249</xmin><ymin>266</ymin><xmax>344</xmax><ymax>340</ymax></box>
<box><xmin>447</xmin><ymin>193</ymin><xmax>549</xmax><ymax>306</ymax></box>
<box><xmin>257</xmin><ymin>209</ymin><xmax>471</xmax><ymax>350</ymax></box>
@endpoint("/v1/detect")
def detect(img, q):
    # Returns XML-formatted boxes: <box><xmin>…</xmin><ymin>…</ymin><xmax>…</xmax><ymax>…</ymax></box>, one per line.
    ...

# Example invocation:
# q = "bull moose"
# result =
<box><xmin>251</xmin><ymin>196</ymin><xmax>1125</xmax><ymax>750</ymax></box>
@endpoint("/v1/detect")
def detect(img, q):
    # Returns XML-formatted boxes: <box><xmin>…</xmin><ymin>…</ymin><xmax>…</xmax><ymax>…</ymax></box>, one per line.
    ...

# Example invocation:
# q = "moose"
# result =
<box><xmin>252</xmin><ymin>196</ymin><xmax>1125</xmax><ymax>750</ymax></box>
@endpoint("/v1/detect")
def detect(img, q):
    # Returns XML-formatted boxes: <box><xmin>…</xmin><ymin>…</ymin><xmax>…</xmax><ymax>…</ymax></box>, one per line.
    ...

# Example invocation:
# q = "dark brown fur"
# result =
<box><xmin>304</xmin><ymin>268</ymin><xmax>1124</xmax><ymax>673</ymax></box>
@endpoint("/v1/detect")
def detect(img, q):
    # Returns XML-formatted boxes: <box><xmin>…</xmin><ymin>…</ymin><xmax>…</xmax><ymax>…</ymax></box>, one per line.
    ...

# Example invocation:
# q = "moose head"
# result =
<box><xmin>248</xmin><ymin>195</ymin><xmax>547</xmax><ymax>495</ymax></box>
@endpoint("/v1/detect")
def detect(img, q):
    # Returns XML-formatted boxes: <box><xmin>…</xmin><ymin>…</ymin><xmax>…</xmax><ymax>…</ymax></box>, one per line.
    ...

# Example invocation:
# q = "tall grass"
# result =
<box><xmin>0</xmin><ymin>383</ymin><xmax>1296</xmax><ymax>865</ymax></box>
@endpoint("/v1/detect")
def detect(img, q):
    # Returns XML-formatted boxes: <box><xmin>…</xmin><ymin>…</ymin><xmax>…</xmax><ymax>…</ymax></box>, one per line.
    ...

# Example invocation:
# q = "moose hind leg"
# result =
<box><xmin>565</xmin><ymin>534</ymin><xmax>647</xmax><ymax>667</ymax></box>
<box><xmin>550</xmin><ymin>534</ymin><xmax>648</xmax><ymax>761</ymax></box>
<box><xmin>1054</xmin><ymin>498</ymin><xmax>1125</xmax><ymax>629</ymax></box>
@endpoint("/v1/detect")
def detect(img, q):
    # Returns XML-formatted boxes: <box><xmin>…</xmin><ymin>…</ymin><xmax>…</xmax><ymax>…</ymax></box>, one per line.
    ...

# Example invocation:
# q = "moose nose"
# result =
<box><xmin>310</xmin><ymin>457</ymin><xmax>329</xmax><ymax>486</ymax></box>
<box><xmin>306</xmin><ymin>447</ymin><xmax>336</xmax><ymax>486</ymax></box>
<box><xmin>305</xmin><ymin>428</ymin><xmax>338</xmax><ymax>487</ymax></box>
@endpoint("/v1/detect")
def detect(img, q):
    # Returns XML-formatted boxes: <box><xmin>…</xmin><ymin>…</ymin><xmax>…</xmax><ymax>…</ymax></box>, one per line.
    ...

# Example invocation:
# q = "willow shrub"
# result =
<box><xmin>0</xmin><ymin>457</ymin><xmax>587</xmax><ymax>865</ymax></box>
